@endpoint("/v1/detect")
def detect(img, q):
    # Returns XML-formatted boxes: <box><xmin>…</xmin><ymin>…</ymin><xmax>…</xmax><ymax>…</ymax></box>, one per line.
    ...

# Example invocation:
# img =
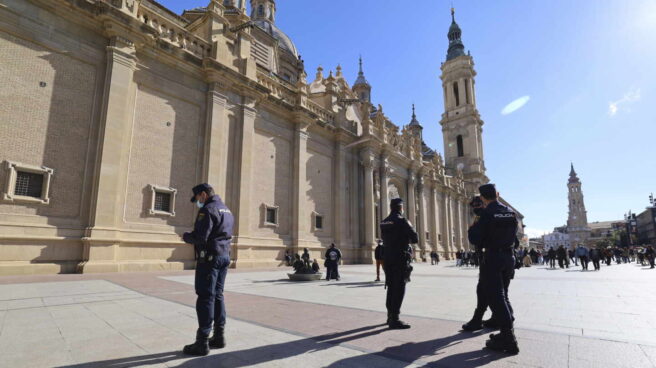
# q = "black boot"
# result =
<box><xmin>183</xmin><ymin>336</ymin><xmax>210</xmax><ymax>356</ymax></box>
<box><xmin>482</xmin><ymin>317</ymin><xmax>500</xmax><ymax>330</ymax></box>
<box><xmin>485</xmin><ymin>329</ymin><xmax>519</xmax><ymax>355</ymax></box>
<box><xmin>209</xmin><ymin>326</ymin><xmax>225</xmax><ymax>349</ymax></box>
<box><xmin>388</xmin><ymin>314</ymin><xmax>411</xmax><ymax>329</ymax></box>
<box><xmin>461</xmin><ymin>318</ymin><xmax>483</xmax><ymax>332</ymax></box>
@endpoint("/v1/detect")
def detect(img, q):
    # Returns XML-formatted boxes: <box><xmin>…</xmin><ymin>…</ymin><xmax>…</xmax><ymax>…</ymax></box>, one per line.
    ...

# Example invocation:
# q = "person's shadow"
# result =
<box><xmin>324</xmin><ymin>331</ymin><xmax>505</xmax><ymax>368</ymax></box>
<box><xmin>55</xmin><ymin>326</ymin><xmax>505</xmax><ymax>368</ymax></box>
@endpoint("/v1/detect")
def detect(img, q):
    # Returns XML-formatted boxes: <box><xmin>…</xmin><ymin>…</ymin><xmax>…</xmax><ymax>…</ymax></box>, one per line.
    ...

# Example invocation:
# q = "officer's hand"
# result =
<box><xmin>182</xmin><ymin>232</ymin><xmax>192</xmax><ymax>244</ymax></box>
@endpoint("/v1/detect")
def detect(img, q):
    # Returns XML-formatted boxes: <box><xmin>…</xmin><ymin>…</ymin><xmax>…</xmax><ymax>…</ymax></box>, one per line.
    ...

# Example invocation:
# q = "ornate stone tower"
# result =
<box><xmin>250</xmin><ymin>0</ymin><xmax>275</xmax><ymax>21</ymax></box>
<box><xmin>566</xmin><ymin>163</ymin><xmax>591</xmax><ymax>247</ymax></box>
<box><xmin>408</xmin><ymin>104</ymin><xmax>423</xmax><ymax>140</ymax></box>
<box><xmin>439</xmin><ymin>8</ymin><xmax>487</xmax><ymax>189</ymax></box>
<box><xmin>353</xmin><ymin>56</ymin><xmax>371</xmax><ymax>103</ymax></box>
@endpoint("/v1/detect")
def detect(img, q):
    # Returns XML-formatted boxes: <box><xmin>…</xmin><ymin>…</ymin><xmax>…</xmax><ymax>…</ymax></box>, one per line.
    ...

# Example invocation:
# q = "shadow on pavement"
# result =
<box><xmin>320</xmin><ymin>281</ymin><xmax>383</xmax><ymax>288</ymax></box>
<box><xmin>59</xmin><ymin>324</ymin><xmax>503</xmax><ymax>368</ymax></box>
<box><xmin>324</xmin><ymin>331</ymin><xmax>505</xmax><ymax>368</ymax></box>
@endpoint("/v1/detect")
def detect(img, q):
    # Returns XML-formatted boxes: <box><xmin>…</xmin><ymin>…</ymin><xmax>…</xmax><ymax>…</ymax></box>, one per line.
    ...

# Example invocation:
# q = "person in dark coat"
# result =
<box><xmin>547</xmin><ymin>247</ymin><xmax>556</xmax><ymax>268</ymax></box>
<box><xmin>468</xmin><ymin>184</ymin><xmax>519</xmax><ymax>354</ymax></box>
<box><xmin>325</xmin><ymin>244</ymin><xmax>342</xmax><ymax>281</ymax></box>
<box><xmin>589</xmin><ymin>247</ymin><xmax>601</xmax><ymax>271</ymax></box>
<box><xmin>182</xmin><ymin>184</ymin><xmax>233</xmax><ymax>356</ymax></box>
<box><xmin>374</xmin><ymin>239</ymin><xmax>384</xmax><ymax>281</ymax></box>
<box><xmin>380</xmin><ymin>198</ymin><xmax>418</xmax><ymax>329</ymax></box>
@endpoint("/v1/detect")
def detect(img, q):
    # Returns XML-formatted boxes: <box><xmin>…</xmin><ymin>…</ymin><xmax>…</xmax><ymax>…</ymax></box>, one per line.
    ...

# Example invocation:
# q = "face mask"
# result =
<box><xmin>196</xmin><ymin>200</ymin><xmax>204</xmax><ymax>209</ymax></box>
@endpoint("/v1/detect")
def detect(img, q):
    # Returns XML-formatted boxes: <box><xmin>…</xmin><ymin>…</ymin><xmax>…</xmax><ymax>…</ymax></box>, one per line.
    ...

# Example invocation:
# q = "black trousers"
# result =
<box><xmin>195</xmin><ymin>255</ymin><xmax>230</xmax><ymax>338</ymax></box>
<box><xmin>591</xmin><ymin>258</ymin><xmax>600</xmax><ymax>270</ymax></box>
<box><xmin>326</xmin><ymin>261</ymin><xmax>340</xmax><ymax>280</ymax></box>
<box><xmin>472</xmin><ymin>261</ymin><xmax>513</xmax><ymax>322</ymax></box>
<box><xmin>384</xmin><ymin>264</ymin><xmax>406</xmax><ymax>318</ymax></box>
<box><xmin>549</xmin><ymin>257</ymin><xmax>556</xmax><ymax>268</ymax></box>
<box><xmin>579</xmin><ymin>256</ymin><xmax>588</xmax><ymax>270</ymax></box>
<box><xmin>482</xmin><ymin>250</ymin><xmax>515</xmax><ymax>331</ymax></box>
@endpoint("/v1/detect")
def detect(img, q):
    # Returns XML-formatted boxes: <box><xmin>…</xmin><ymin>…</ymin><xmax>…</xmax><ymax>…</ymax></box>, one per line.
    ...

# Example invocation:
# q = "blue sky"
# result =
<box><xmin>161</xmin><ymin>0</ymin><xmax>656</xmax><ymax>237</ymax></box>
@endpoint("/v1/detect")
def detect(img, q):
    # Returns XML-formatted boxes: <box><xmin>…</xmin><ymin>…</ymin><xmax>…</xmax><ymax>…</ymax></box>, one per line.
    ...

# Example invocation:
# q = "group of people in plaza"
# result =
<box><xmin>540</xmin><ymin>244</ymin><xmax>656</xmax><ymax>270</ymax></box>
<box><xmin>179</xmin><ymin>182</ymin><xmax>521</xmax><ymax>357</ymax></box>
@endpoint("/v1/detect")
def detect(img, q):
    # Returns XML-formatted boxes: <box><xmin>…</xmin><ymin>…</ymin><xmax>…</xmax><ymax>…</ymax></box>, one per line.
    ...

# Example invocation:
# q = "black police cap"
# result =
<box><xmin>390</xmin><ymin>198</ymin><xmax>404</xmax><ymax>207</ymax></box>
<box><xmin>478</xmin><ymin>183</ymin><xmax>497</xmax><ymax>199</ymax></box>
<box><xmin>190</xmin><ymin>183</ymin><xmax>213</xmax><ymax>202</ymax></box>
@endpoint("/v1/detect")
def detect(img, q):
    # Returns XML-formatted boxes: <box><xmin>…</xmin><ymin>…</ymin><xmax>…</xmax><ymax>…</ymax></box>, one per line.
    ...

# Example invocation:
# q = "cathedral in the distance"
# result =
<box><xmin>0</xmin><ymin>0</ymin><xmax>524</xmax><ymax>275</ymax></box>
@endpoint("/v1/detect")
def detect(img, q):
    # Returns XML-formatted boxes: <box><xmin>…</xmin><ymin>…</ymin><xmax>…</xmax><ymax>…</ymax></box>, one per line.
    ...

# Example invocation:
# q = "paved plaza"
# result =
<box><xmin>1</xmin><ymin>261</ymin><xmax>656</xmax><ymax>368</ymax></box>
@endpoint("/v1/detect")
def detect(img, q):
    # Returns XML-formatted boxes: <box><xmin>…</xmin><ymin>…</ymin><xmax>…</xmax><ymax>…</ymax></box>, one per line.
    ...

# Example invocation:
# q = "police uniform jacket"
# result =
<box><xmin>183</xmin><ymin>195</ymin><xmax>233</xmax><ymax>258</ymax></box>
<box><xmin>380</xmin><ymin>211</ymin><xmax>419</xmax><ymax>265</ymax></box>
<box><xmin>467</xmin><ymin>201</ymin><xmax>518</xmax><ymax>251</ymax></box>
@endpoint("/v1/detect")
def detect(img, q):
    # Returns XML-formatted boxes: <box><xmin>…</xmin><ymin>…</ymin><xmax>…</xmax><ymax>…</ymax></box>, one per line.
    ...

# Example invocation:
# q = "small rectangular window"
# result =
<box><xmin>14</xmin><ymin>171</ymin><xmax>44</xmax><ymax>198</ymax></box>
<box><xmin>266</xmin><ymin>207</ymin><xmax>277</xmax><ymax>224</ymax></box>
<box><xmin>154</xmin><ymin>191</ymin><xmax>172</xmax><ymax>213</ymax></box>
<box><xmin>315</xmin><ymin>215</ymin><xmax>323</xmax><ymax>230</ymax></box>
<box><xmin>438</xmin><ymin>234</ymin><xmax>442</xmax><ymax>241</ymax></box>
<box><xmin>426</xmin><ymin>232</ymin><xmax>430</xmax><ymax>241</ymax></box>
<box><xmin>148</xmin><ymin>185</ymin><xmax>177</xmax><ymax>217</ymax></box>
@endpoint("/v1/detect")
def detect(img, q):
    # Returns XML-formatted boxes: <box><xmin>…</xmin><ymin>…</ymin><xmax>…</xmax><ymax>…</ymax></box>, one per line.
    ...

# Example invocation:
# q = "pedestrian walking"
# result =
<box><xmin>374</xmin><ymin>239</ymin><xmax>384</xmax><ymax>281</ymax></box>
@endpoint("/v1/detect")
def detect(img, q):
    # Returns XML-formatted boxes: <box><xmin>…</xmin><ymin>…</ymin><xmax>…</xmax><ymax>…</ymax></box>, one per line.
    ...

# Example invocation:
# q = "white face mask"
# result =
<box><xmin>196</xmin><ymin>200</ymin><xmax>204</xmax><ymax>209</ymax></box>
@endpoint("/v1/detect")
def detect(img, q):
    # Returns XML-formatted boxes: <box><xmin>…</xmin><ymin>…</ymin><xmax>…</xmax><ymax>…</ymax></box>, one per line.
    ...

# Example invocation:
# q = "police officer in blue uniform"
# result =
<box><xmin>380</xmin><ymin>198</ymin><xmax>418</xmax><ymax>329</ymax></box>
<box><xmin>182</xmin><ymin>184</ymin><xmax>234</xmax><ymax>356</ymax></box>
<box><xmin>468</xmin><ymin>184</ymin><xmax>519</xmax><ymax>354</ymax></box>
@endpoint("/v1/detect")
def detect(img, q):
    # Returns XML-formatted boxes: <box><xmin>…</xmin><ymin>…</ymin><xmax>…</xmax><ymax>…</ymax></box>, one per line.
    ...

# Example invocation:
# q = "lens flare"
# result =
<box><xmin>501</xmin><ymin>96</ymin><xmax>530</xmax><ymax>115</ymax></box>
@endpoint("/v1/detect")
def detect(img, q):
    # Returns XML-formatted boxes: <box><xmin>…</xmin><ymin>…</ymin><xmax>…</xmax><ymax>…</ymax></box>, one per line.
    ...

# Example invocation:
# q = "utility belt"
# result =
<box><xmin>484</xmin><ymin>247</ymin><xmax>514</xmax><ymax>253</ymax></box>
<box><xmin>194</xmin><ymin>236</ymin><xmax>231</xmax><ymax>262</ymax></box>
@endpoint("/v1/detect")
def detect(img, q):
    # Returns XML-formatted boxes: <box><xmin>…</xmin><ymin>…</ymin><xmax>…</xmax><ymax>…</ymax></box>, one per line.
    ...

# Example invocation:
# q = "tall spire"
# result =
<box><xmin>446</xmin><ymin>8</ymin><xmax>466</xmax><ymax>61</ymax></box>
<box><xmin>409</xmin><ymin>104</ymin><xmax>421</xmax><ymax>127</ymax></box>
<box><xmin>569</xmin><ymin>163</ymin><xmax>580</xmax><ymax>183</ymax></box>
<box><xmin>353</xmin><ymin>55</ymin><xmax>370</xmax><ymax>87</ymax></box>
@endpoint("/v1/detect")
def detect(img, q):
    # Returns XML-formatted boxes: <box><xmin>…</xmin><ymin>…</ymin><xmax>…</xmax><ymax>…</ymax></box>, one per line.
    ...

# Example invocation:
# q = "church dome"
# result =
<box><xmin>253</xmin><ymin>20</ymin><xmax>299</xmax><ymax>58</ymax></box>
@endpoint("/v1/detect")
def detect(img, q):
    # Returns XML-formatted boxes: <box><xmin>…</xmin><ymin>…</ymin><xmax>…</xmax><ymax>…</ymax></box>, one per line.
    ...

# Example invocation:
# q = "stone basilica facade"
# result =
<box><xmin>0</xmin><ymin>0</ymin><xmax>523</xmax><ymax>274</ymax></box>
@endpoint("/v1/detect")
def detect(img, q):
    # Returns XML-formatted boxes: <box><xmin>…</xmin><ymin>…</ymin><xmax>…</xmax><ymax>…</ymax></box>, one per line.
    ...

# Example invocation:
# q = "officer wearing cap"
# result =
<box><xmin>380</xmin><ymin>198</ymin><xmax>418</xmax><ymax>329</ymax></box>
<box><xmin>182</xmin><ymin>184</ymin><xmax>234</xmax><ymax>356</ymax></box>
<box><xmin>468</xmin><ymin>184</ymin><xmax>519</xmax><ymax>354</ymax></box>
<box><xmin>462</xmin><ymin>195</ymin><xmax>507</xmax><ymax>332</ymax></box>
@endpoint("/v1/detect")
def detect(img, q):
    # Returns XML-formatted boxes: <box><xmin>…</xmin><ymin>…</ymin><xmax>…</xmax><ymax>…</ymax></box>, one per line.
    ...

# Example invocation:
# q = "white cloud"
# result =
<box><xmin>501</xmin><ymin>96</ymin><xmax>530</xmax><ymax>115</ymax></box>
<box><xmin>524</xmin><ymin>227</ymin><xmax>550</xmax><ymax>238</ymax></box>
<box><xmin>608</xmin><ymin>88</ymin><xmax>641</xmax><ymax>116</ymax></box>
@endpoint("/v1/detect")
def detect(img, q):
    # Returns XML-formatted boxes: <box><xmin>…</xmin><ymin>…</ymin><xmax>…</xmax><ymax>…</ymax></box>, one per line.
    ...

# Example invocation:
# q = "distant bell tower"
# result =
<box><xmin>439</xmin><ymin>8</ymin><xmax>487</xmax><ymax>187</ymax></box>
<box><xmin>566</xmin><ymin>163</ymin><xmax>591</xmax><ymax>247</ymax></box>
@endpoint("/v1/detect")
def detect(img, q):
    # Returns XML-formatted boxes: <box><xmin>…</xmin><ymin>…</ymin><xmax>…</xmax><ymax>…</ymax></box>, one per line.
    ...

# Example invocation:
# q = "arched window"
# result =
<box><xmin>258</xmin><ymin>4</ymin><xmax>264</xmax><ymax>17</ymax></box>
<box><xmin>465</xmin><ymin>79</ymin><xmax>470</xmax><ymax>104</ymax></box>
<box><xmin>457</xmin><ymin>135</ymin><xmax>464</xmax><ymax>157</ymax></box>
<box><xmin>453</xmin><ymin>82</ymin><xmax>460</xmax><ymax>106</ymax></box>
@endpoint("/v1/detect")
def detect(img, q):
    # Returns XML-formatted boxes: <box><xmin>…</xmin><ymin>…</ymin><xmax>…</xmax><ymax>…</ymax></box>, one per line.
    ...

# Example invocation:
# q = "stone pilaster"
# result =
<box><xmin>361</xmin><ymin>149</ymin><xmax>376</xmax><ymax>263</ymax></box>
<box><xmin>232</xmin><ymin>96</ymin><xmax>257</xmax><ymax>264</ymax></box>
<box><xmin>430</xmin><ymin>186</ymin><xmax>439</xmax><ymax>252</ymax></box>
<box><xmin>454</xmin><ymin>196</ymin><xmax>462</xmax><ymax>250</ymax></box>
<box><xmin>379</xmin><ymin>154</ymin><xmax>389</xmax><ymax>219</ymax></box>
<box><xmin>203</xmin><ymin>83</ymin><xmax>228</xmax><ymax>198</ymax></box>
<box><xmin>443</xmin><ymin>191</ymin><xmax>453</xmax><ymax>255</ymax></box>
<box><xmin>333</xmin><ymin>134</ymin><xmax>347</xmax><ymax>248</ymax></box>
<box><xmin>417</xmin><ymin>177</ymin><xmax>426</xmax><ymax>253</ymax></box>
<box><xmin>407</xmin><ymin>170</ymin><xmax>417</xmax><ymax>227</ymax></box>
<box><xmin>291</xmin><ymin>121</ymin><xmax>310</xmax><ymax>254</ymax></box>
<box><xmin>80</xmin><ymin>36</ymin><xmax>138</xmax><ymax>273</ymax></box>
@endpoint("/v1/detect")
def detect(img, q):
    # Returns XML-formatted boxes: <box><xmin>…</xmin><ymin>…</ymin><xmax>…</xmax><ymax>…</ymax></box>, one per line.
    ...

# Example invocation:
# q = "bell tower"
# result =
<box><xmin>352</xmin><ymin>56</ymin><xmax>371</xmax><ymax>103</ymax></box>
<box><xmin>566</xmin><ymin>164</ymin><xmax>591</xmax><ymax>247</ymax></box>
<box><xmin>439</xmin><ymin>8</ymin><xmax>487</xmax><ymax>187</ymax></box>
